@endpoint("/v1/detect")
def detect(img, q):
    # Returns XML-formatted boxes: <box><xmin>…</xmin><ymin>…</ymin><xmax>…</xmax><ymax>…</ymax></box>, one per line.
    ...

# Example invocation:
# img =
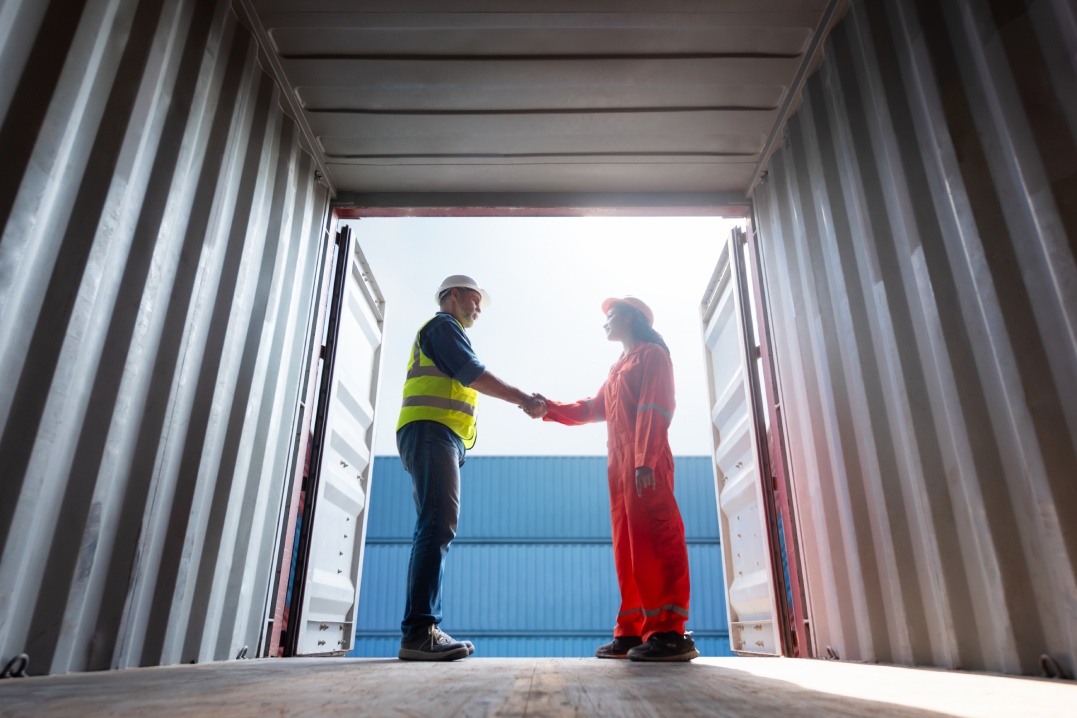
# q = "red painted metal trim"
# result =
<box><xmin>744</xmin><ymin>222</ymin><xmax>811</xmax><ymax>658</ymax></box>
<box><xmin>267</xmin><ymin>210</ymin><xmax>340</xmax><ymax>658</ymax></box>
<box><xmin>334</xmin><ymin>206</ymin><xmax>751</xmax><ymax>219</ymax></box>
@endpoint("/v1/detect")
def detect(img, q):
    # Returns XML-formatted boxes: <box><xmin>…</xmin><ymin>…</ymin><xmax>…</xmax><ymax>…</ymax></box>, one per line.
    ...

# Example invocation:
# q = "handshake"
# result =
<box><xmin>519</xmin><ymin>393</ymin><xmax>548</xmax><ymax>419</ymax></box>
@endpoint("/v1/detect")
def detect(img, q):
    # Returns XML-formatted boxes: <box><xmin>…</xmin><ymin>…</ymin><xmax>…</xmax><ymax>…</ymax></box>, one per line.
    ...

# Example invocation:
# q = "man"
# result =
<box><xmin>396</xmin><ymin>275</ymin><xmax>545</xmax><ymax>661</ymax></box>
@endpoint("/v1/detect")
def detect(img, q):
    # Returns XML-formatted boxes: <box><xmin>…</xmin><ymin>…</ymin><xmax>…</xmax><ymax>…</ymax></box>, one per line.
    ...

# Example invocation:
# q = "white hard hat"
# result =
<box><xmin>435</xmin><ymin>274</ymin><xmax>491</xmax><ymax>309</ymax></box>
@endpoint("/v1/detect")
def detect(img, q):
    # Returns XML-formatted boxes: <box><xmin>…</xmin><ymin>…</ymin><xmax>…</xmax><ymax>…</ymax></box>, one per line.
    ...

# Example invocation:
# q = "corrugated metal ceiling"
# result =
<box><xmin>243</xmin><ymin>0</ymin><xmax>846</xmax><ymax>201</ymax></box>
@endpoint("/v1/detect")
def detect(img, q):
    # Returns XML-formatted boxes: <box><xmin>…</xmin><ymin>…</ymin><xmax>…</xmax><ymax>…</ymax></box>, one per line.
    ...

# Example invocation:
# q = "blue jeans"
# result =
<box><xmin>397</xmin><ymin>420</ymin><xmax>465</xmax><ymax>638</ymax></box>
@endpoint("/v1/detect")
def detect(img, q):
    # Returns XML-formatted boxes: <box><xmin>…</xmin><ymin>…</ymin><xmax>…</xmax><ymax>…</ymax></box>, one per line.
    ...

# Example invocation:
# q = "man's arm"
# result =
<box><xmin>422</xmin><ymin>316</ymin><xmax>486</xmax><ymax>384</ymax></box>
<box><xmin>422</xmin><ymin>316</ymin><xmax>544</xmax><ymax>415</ymax></box>
<box><xmin>470</xmin><ymin>371</ymin><xmax>545</xmax><ymax>415</ymax></box>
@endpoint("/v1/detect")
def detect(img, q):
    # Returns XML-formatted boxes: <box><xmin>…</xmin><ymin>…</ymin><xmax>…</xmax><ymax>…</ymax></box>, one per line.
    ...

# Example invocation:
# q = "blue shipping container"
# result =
<box><xmin>350</xmin><ymin>456</ymin><xmax>733</xmax><ymax>658</ymax></box>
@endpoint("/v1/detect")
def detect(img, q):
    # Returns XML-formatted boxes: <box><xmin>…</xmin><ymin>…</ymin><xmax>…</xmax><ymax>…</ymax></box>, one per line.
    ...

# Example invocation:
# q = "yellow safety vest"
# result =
<box><xmin>396</xmin><ymin>316</ymin><xmax>479</xmax><ymax>449</ymax></box>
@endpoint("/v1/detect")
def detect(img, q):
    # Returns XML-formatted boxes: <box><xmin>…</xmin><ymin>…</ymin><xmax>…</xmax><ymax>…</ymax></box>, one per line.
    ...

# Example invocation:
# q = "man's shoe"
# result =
<box><xmin>464</xmin><ymin>640</ymin><xmax>475</xmax><ymax>655</ymax></box>
<box><xmin>627</xmin><ymin>632</ymin><xmax>699</xmax><ymax>662</ymax></box>
<box><xmin>398</xmin><ymin>625</ymin><xmax>470</xmax><ymax>661</ymax></box>
<box><xmin>594</xmin><ymin>635</ymin><xmax>643</xmax><ymax>659</ymax></box>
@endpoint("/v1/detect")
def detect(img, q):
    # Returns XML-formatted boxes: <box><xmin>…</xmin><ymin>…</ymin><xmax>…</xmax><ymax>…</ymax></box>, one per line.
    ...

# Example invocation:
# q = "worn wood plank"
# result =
<box><xmin>0</xmin><ymin>657</ymin><xmax>1072</xmax><ymax>717</ymax></box>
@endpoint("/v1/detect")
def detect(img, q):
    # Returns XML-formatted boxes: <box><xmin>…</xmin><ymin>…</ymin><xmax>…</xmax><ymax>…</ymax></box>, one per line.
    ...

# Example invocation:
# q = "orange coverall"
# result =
<box><xmin>544</xmin><ymin>342</ymin><xmax>691</xmax><ymax>640</ymax></box>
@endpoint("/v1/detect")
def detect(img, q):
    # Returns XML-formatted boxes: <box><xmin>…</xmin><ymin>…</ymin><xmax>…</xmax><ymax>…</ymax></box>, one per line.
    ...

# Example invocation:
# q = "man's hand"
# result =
<box><xmin>520</xmin><ymin>393</ymin><xmax>547</xmax><ymax>419</ymax></box>
<box><xmin>472</xmin><ymin>372</ymin><xmax>548</xmax><ymax>418</ymax></box>
<box><xmin>635</xmin><ymin>466</ymin><xmax>656</xmax><ymax>497</ymax></box>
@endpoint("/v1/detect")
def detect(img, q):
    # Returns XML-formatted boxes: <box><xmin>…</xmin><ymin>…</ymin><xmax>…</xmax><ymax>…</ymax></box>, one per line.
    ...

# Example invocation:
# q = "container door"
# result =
<box><xmin>700</xmin><ymin>227</ymin><xmax>782</xmax><ymax>656</ymax></box>
<box><xmin>292</xmin><ymin>227</ymin><xmax>386</xmax><ymax>655</ymax></box>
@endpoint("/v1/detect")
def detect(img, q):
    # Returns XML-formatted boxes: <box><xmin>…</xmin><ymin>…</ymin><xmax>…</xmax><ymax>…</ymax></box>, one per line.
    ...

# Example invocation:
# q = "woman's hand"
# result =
<box><xmin>635</xmin><ymin>466</ymin><xmax>655</xmax><ymax>496</ymax></box>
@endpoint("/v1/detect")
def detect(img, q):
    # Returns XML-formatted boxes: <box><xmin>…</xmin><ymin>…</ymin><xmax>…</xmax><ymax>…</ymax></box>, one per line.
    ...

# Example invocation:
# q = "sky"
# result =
<box><xmin>346</xmin><ymin>216</ymin><xmax>742</xmax><ymax>457</ymax></box>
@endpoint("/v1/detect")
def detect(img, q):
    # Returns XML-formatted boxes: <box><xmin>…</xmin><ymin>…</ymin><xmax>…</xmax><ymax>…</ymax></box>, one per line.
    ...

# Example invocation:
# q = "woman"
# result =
<box><xmin>535</xmin><ymin>296</ymin><xmax>696</xmax><ymax>662</ymax></box>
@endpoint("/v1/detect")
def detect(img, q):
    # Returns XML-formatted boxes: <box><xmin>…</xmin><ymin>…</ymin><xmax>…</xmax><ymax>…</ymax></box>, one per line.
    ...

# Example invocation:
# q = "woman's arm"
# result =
<box><xmin>634</xmin><ymin>345</ymin><xmax>676</xmax><ymax>471</ymax></box>
<box><xmin>536</xmin><ymin>386</ymin><xmax>607</xmax><ymax>426</ymax></box>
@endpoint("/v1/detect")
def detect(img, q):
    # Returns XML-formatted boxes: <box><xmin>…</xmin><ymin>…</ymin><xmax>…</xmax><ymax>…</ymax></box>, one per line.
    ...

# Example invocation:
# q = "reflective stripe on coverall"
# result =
<box><xmin>544</xmin><ymin>342</ymin><xmax>691</xmax><ymax>641</ymax></box>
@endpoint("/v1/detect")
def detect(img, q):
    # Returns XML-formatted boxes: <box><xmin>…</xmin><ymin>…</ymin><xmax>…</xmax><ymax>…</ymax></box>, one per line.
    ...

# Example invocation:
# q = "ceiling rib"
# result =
<box><xmin>746</xmin><ymin>0</ymin><xmax>842</xmax><ymax>196</ymax></box>
<box><xmin>235</xmin><ymin>0</ymin><xmax>338</xmax><ymax>197</ymax></box>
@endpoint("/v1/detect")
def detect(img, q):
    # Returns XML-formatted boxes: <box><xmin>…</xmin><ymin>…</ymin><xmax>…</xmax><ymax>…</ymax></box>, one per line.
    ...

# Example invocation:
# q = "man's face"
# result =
<box><xmin>452</xmin><ymin>288</ymin><xmax>483</xmax><ymax>328</ymax></box>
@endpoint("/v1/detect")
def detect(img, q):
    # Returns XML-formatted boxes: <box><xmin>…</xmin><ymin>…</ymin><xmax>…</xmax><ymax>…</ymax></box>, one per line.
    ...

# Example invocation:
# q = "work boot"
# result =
<box><xmin>627</xmin><ymin>631</ymin><xmax>700</xmax><ymax>662</ymax></box>
<box><xmin>398</xmin><ymin>625</ymin><xmax>470</xmax><ymax>661</ymax></box>
<box><xmin>594</xmin><ymin>635</ymin><xmax>643</xmax><ymax>659</ymax></box>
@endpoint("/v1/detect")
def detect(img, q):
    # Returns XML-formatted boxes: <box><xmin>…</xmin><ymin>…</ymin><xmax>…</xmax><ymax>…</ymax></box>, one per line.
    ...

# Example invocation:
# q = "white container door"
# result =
<box><xmin>701</xmin><ymin>227</ymin><xmax>782</xmax><ymax>656</ymax></box>
<box><xmin>294</xmin><ymin>229</ymin><xmax>385</xmax><ymax>655</ymax></box>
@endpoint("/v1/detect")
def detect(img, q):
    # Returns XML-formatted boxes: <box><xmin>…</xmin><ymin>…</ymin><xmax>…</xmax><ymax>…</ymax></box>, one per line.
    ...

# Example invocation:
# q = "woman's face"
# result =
<box><xmin>603</xmin><ymin>305</ymin><xmax>633</xmax><ymax>343</ymax></box>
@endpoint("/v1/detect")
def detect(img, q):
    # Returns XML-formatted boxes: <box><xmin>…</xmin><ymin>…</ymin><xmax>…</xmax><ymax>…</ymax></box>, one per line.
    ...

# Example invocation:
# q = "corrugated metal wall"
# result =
<box><xmin>0</xmin><ymin>0</ymin><xmax>329</xmax><ymax>674</ymax></box>
<box><xmin>754</xmin><ymin>0</ymin><xmax>1077</xmax><ymax>676</ymax></box>
<box><xmin>350</xmin><ymin>456</ymin><xmax>733</xmax><ymax>658</ymax></box>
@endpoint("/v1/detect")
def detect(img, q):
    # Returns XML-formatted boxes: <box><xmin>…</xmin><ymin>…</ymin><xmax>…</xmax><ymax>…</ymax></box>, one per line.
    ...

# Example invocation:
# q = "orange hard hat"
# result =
<box><xmin>601</xmin><ymin>296</ymin><xmax>654</xmax><ymax>326</ymax></box>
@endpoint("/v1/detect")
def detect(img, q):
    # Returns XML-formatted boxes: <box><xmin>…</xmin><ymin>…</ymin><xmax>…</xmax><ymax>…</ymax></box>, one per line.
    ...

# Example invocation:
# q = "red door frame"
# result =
<box><xmin>741</xmin><ymin>221</ymin><xmax>811</xmax><ymax>657</ymax></box>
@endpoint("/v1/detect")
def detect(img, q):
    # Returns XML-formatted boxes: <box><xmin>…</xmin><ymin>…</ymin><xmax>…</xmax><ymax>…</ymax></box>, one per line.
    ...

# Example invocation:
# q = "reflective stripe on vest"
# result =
<box><xmin>396</xmin><ymin>317</ymin><xmax>479</xmax><ymax>449</ymax></box>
